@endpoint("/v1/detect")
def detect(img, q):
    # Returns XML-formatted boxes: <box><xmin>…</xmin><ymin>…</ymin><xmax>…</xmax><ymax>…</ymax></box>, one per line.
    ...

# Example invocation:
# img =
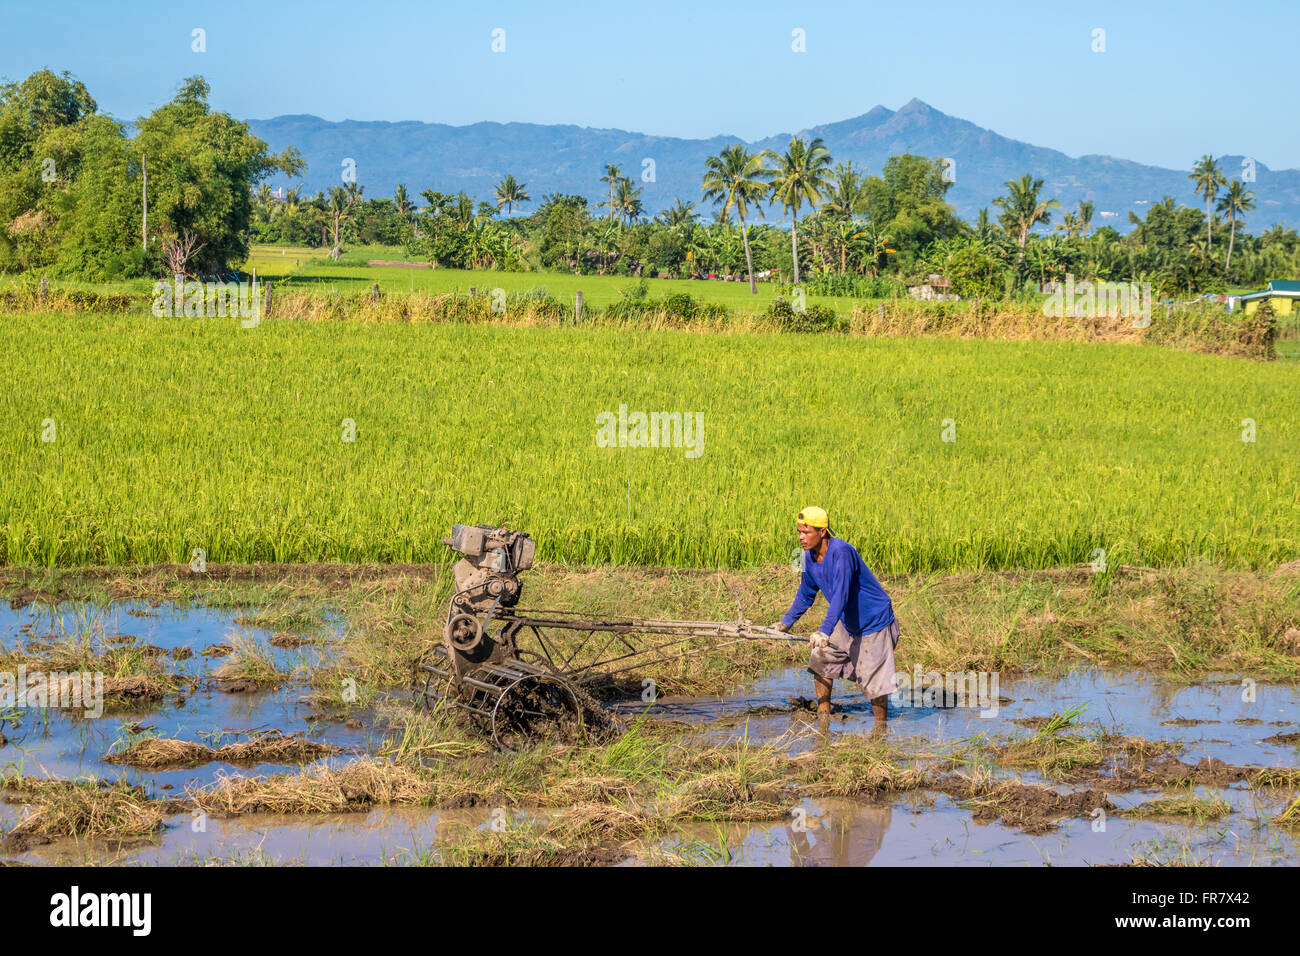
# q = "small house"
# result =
<box><xmin>1238</xmin><ymin>280</ymin><xmax>1300</xmax><ymax>316</ymax></box>
<box><xmin>908</xmin><ymin>274</ymin><xmax>957</xmax><ymax>302</ymax></box>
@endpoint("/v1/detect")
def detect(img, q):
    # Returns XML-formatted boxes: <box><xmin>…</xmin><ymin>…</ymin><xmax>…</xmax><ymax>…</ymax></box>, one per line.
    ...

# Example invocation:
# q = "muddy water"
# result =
<box><xmin>620</xmin><ymin>667</ymin><xmax>1300</xmax><ymax>769</ymax></box>
<box><xmin>1</xmin><ymin>600</ymin><xmax>376</xmax><ymax>789</ymax></box>
<box><xmin>644</xmin><ymin>788</ymin><xmax>1300</xmax><ymax>866</ymax></box>
<box><xmin>3</xmin><ymin>601</ymin><xmax>1299</xmax><ymax>865</ymax></box>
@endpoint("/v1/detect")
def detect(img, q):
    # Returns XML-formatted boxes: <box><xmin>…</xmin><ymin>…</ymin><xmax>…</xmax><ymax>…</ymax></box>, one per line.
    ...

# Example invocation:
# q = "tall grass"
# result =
<box><xmin>2</xmin><ymin>313</ymin><xmax>1299</xmax><ymax>570</ymax></box>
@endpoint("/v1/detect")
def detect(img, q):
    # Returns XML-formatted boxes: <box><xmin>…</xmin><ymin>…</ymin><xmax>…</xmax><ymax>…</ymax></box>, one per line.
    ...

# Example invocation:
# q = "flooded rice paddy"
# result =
<box><xmin>2</xmin><ymin>599</ymin><xmax>1297</xmax><ymax>866</ymax></box>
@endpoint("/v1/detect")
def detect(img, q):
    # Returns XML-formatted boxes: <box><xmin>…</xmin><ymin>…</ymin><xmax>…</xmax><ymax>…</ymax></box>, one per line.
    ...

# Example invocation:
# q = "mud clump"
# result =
<box><xmin>7</xmin><ymin>589</ymin><xmax>55</xmax><ymax>611</ymax></box>
<box><xmin>1262</xmin><ymin>730</ymin><xmax>1300</xmax><ymax>746</ymax></box>
<box><xmin>105</xmin><ymin>732</ymin><xmax>347</xmax><ymax>770</ymax></box>
<box><xmin>1127</xmin><ymin>756</ymin><xmax>1255</xmax><ymax>789</ymax></box>
<box><xmin>0</xmin><ymin>831</ymin><xmax>52</xmax><ymax>854</ymax></box>
<box><xmin>1160</xmin><ymin>718</ymin><xmax>1218</xmax><ymax>727</ymax></box>
<box><xmin>934</xmin><ymin>777</ymin><xmax>1114</xmax><ymax>833</ymax></box>
<box><xmin>269</xmin><ymin>632</ymin><xmax>312</xmax><ymax>649</ymax></box>
<box><xmin>102</xmin><ymin>675</ymin><xmax>167</xmax><ymax>704</ymax></box>
<box><xmin>201</xmin><ymin>643</ymin><xmax>234</xmax><ymax>658</ymax></box>
<box><xmin>216</xmin><ymin>678</ymin><xmax>263</xmax><ymax>693</ymax></box>
<box><xmin>742</xmin><ymin>696</ymin><xmax>837</xmax><ymax>717</ymax></box>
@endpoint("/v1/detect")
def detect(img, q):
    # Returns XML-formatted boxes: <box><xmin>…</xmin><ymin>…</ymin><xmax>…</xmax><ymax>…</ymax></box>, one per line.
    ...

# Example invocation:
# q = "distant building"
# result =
<box><xmin>908</xmin><ymin>274</ymin><xmax>957</xmax><ymax>301</ymax></box>
<box><xmin>1237</xmin><ymin>280</ymin><xmax>1300</xmax><ymax>316</ymax></box>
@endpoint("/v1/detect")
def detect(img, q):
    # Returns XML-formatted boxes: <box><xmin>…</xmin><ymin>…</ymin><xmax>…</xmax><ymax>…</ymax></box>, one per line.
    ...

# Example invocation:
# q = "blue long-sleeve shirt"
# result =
<box><xmin>781</xmin><ymin>536</ymin><xmax>895</xmax><ymax>637</ymax></box>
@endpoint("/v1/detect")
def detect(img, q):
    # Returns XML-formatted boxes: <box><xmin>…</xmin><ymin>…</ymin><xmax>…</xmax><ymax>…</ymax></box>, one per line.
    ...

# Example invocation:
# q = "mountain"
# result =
<box><xmin>247</xmin><ymin>100</ymin><xmax>1300</xmax><ymax>232</ymax></box>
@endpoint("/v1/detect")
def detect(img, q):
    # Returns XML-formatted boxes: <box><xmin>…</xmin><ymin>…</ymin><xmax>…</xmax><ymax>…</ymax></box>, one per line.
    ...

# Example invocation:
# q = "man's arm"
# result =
<box><xmin>780</xmin><ymin>567</ymin><xmax>820</xmax><ymax>629</ymax></box>
<box><xmin>817</xmin><ymin>549</ymin><xmax>852</xmax><ymax>636</ymax></box>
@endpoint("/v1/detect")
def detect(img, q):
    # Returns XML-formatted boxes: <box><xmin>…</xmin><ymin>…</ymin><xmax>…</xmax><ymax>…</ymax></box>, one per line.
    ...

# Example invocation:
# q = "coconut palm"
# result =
<box><xmin>1054</xmin><ymin>212</ymin><xmax>1082</xmax><ymax>238</ymax></box>
<box><xmin>993</xmin><ymin>174</ymin><xmax>1061</xmax><ymax>249</ymax></box>
<box><xmin>494</xmin><ymin>174</ymin><xmax>530</xmax><ymax>216</ymax></box>
<box><xmin>1216</xmin><ymin>179</ymin><xmax>1255</xmax><ymax>270</ymax></box>
<box><xmin>823</xmin><ymin>161</ymin><xmax>869</xmax><ymax>219</ymax></box>
<box><xmin>701</xmin><ymin>144</ymin><xmax>774</xmax><ymax>293</ymax></box>
<box><xmin>761</xmin><ymin>136</ymin><xmax>834</xmax><ymax>284</ymax></box>
<box><xmin>600</xmin><ymin>164</ymin><xmax>623</xmax><ymax>221</ymax></box>
<box><xmin>1189</xmin><ymin>155</ymin><xmax>1226</xmax><ymax>251</ymax></box>
<box><xmin>614</xmin><ymin>176</ymin><xmax>644</xmax><ymax>226</ymax></box>
<box><xmin>657</xmin><ymin>198</ymin><xmax>700</xmax><ymax>227</ymax></box>
<box><xmin>1077</xmin><ymin>200</ymin><xmax>1095</xmax><ymax>238</ymax></box>
<box><xmin>393</xmin><ymin>184</ymin><xmax>413</xmax><ymax>218</ymax></box>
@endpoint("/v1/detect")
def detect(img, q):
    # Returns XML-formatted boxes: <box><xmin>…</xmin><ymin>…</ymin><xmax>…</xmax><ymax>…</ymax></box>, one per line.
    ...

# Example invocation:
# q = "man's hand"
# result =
<box><xmin>809</xmin><ymin>631</ymin><xmax>831</xmax><ymax>649</ymax></box>
<box><xmin>771</xmin><ymin>621</ymin><xmax>790</xmax><ymax>633</ymax></box>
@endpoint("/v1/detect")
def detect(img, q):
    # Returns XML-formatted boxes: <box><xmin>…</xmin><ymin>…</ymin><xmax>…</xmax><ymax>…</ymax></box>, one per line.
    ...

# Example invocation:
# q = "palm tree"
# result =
<box><xmin>823</xmin><ymin>161</ymin><xmax>869</xmax><ymax>219</ymax></box>
<box><xmin>1216</xmin><ymin>179</ymin><xmax>1255</xmax><ymax>270</ymax></box>
<box><xmin>1077</xmin><ymin>200</ymin><xmax>1095</xmax><ymax>238</ymax></box>
<box><xmin>701</xmin><ymin>145</ymin><xmax>774</xmax><ymax>293</ymax></box>
<box><xmin>601</xmin><ymin>164</ymin><xmax>623</xmax><ymax>221</ymax></box>
<box><xmin>614</xmin><ymin>176</ymin><xmax>644</xmax><ymax>226</ymax></box>
<box><xmin>1189</xmin><ymin>155</ymin><xmax>1226</xmax><ymax>251</ymax></box>
<box><xmin>1054</xmin><ymin>212</ymin><xmax>1082</xmax><ymax>238</ymax></box>
<box><xmin>992</xmin><ymin>174</ymin><xmax>1061</xmax><ymax>249</ymax></box>
<box><xmin>493</xmin><ymin>174</ymin><xmax>530</xmax><ymax>216</ymax></box>
<box><xmin>761</xmin><ymin>136</ymin><xmax>834</xmax><ymax>284</ymax></box>
<box><xmin>326</xmin><ymin>185</ymin><xmax>356</xmax><ymax>259</ymax></box>
<box><xmin>393</xmin><ymin>184</ymin><xmax>413</xmax><ymax>219</ymax></box>
<box><xmin>657</xmin><ymin>198</ymin><xmax>700</xmax><ymax>227</ymax></box>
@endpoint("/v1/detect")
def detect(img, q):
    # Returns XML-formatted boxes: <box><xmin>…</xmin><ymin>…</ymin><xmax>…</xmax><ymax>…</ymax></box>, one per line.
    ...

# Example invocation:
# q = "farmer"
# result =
<box><xmin>773</xmin><ymin>506</ymin><xmax>899</xmax><ymax>723</ymax></box>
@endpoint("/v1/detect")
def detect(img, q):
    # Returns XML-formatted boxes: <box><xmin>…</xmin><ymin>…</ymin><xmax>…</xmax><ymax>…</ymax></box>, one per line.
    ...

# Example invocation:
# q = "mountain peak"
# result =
<box><xmin>896</xmin><ymin>97</ymin><xmax>935</xmax><ymax>115</ymax></box>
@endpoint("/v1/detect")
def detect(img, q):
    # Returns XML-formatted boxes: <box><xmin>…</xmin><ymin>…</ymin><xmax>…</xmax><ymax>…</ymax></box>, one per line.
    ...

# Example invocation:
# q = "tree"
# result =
<box><xmin>601</xmin><ymin>164</ymin><xmax>623</xmax><ymax>221</ymax></box>
<box><xmin>761</xmin><ymin>136</ymin><xmax>833</xmax><ymax>284</ymax></box>
<box><xmin>829</xmin><ymin>219</ymin><xmax>865</xmax><ymax>274</ymax></box>
<box><xmin>393</xmin><ymin>184</ymin><xmax>413</xmax><ymax>218</ymax></box>
<box><xmin>859</xmin><ymin>155</ymin><xmax>965</xmax><ymax>264</ymax></box>
<box><xmin>1077</xmin><ymin>200</ymin><xmax>1095</xmax><ymax>238</ymax></box>
<box><xmin>494</xmin><ymin>173</ymin><xmax>530</xmax><ymax>216</ymax></box>
<box><xmin>614</xmin><ymin>175</ymin><xmax>644</xmax><ymax>226</ymax></box>
<box><xmin>823</xmin><ymin>161</ymin><xmax>869</xmax><ymax>219</ymax></box>
<box><xmin>0</xmin><ymin>70</ymin><xmax>129</xmax><ymax>274</ymax></box>
<box><xmin>993</xmin><ymin>174</ymin><xmax>1061</xmax><ymax>249</ymax></box>
<box><xmin>132</xmin><ymin>76</ymin><xmax>303</xmax><ymax>273</ymax></box>
<box><xmin>656</xmin><ymin>198</ymin><xmax>699</xmax><ymax>227</ymax></box>
<box><xmin>1188</xmin><ymin>155</ymin><xmax>1226</xmax><ymax>251</ymax></box>
<box><xmin>701</xmin><ymin>144</ymin><xmax>774</xmax><ymax>293</ymax></box>
<box><xmin>159</xmin><ymin>225</ymin><xmax>204</xmax><ymax>275</ymax></box>
<box><xmin>1216</xmin><ymin>179</ymin><xmax>1254</xmax><ymax>270</ymax></box>
<box><xmin>326</xmin><ymin>185</ymin><xmax>356</xmax><ymax>258</ymax></box>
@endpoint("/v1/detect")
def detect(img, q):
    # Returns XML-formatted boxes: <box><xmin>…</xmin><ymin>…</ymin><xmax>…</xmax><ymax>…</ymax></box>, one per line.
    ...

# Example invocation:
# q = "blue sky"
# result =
<box><xmin>2</xmin><ymin>0</ymin><xmax>1295</xmax><ymax>171</ymax></box>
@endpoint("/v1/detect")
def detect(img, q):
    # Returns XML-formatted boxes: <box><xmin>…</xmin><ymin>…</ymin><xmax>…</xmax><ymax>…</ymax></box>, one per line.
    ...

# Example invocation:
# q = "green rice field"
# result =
<box><xmin>3</xmin><ymin>311</ymin><xmax>1298</xmax><ymax>570</ymax></box>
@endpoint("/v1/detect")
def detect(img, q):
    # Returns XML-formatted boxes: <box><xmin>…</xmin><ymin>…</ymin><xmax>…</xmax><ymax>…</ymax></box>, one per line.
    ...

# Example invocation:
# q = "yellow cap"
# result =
<box><xmin>796</xmin><ymin>506</ymin><xmax>828</xmax><ymax>529</ymax></box>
